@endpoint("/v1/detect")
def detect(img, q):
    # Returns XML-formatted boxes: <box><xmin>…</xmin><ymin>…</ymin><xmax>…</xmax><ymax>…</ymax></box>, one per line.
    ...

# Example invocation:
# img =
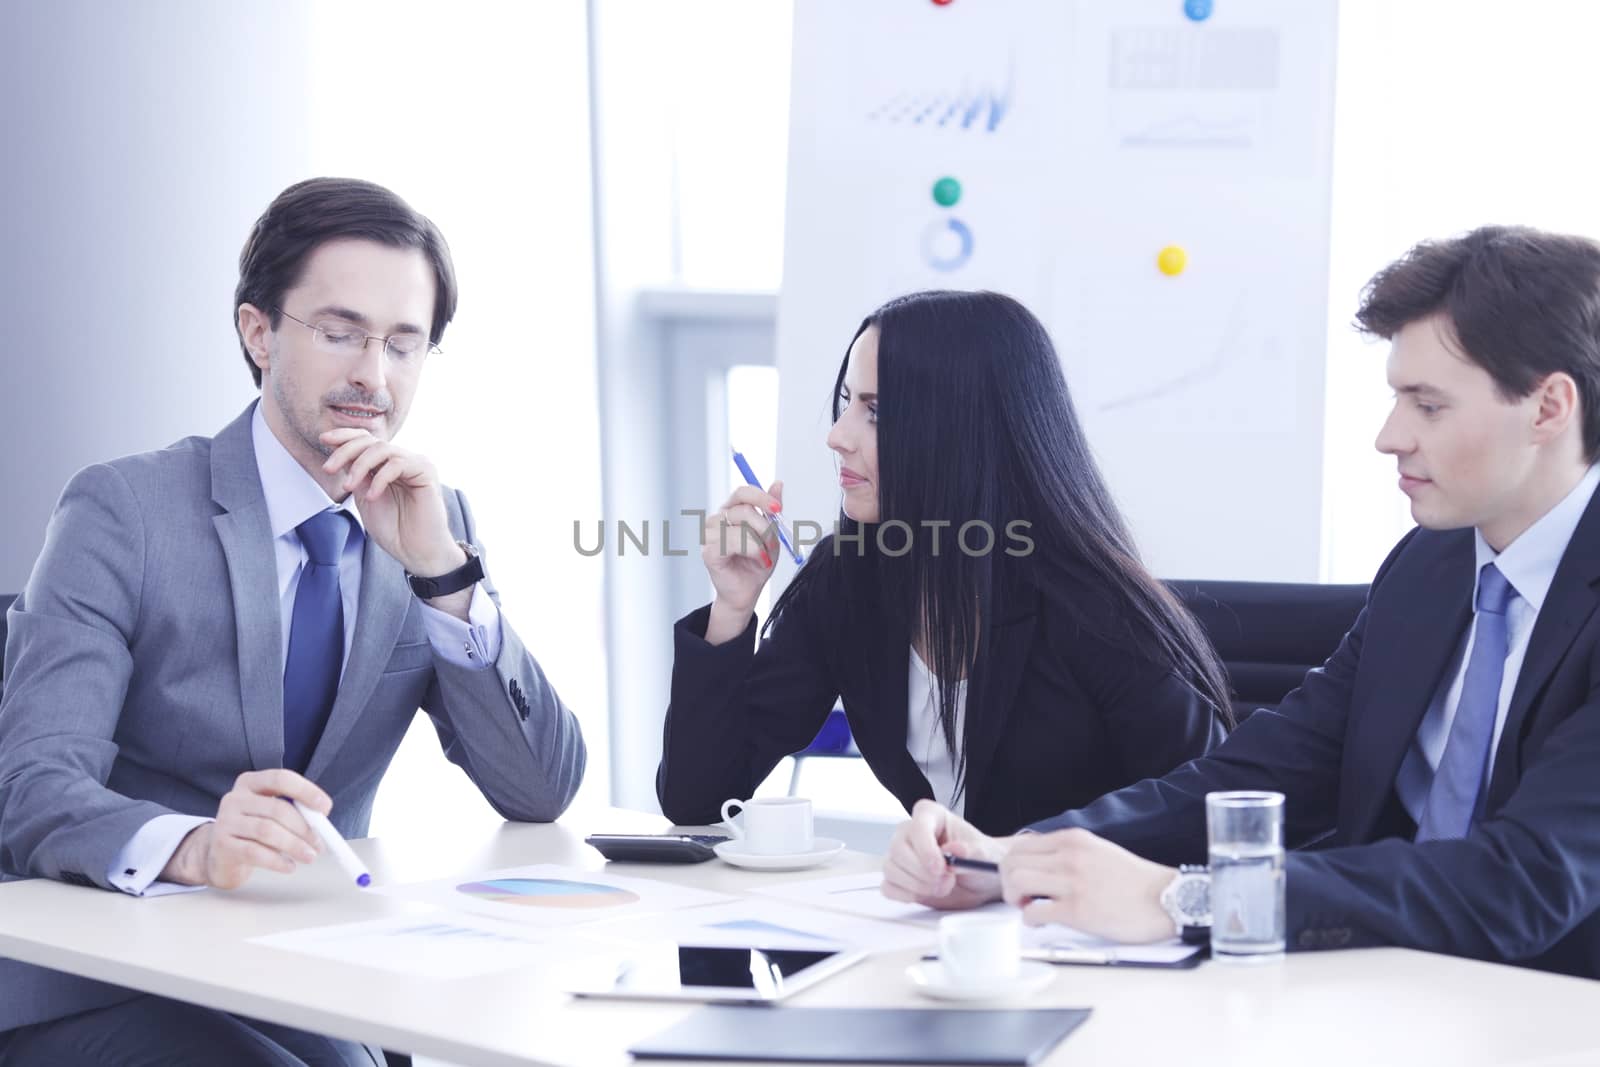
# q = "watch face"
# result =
<box><xmin>1168</xmin><ymin>875</ymin><xmax>1210</xmax><ymax>924</ymax></box>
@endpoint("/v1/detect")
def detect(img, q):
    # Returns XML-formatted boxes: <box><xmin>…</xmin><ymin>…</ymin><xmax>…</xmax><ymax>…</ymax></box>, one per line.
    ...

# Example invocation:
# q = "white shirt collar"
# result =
<box><xmin>250</xmin><ymin>402</ymin><xmax>363</xmax><ymax>542</ymax></box>
<box><xmin>1474</xmin><ymin>463</ymin><xmax>1600</xmax><ymax>614</ymax></box>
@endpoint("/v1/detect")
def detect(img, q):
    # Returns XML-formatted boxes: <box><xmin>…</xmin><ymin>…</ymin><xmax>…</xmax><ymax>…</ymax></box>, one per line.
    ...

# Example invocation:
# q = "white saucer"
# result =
<box><xmin>713</xmin><ymin>837</ymin><xmax>846</xmax><ymax>871</ymax></box>
<box><xmin>906</xmin><ymin>959</ymin><xmax>1055</xmax><ymax>1002</ymax></box>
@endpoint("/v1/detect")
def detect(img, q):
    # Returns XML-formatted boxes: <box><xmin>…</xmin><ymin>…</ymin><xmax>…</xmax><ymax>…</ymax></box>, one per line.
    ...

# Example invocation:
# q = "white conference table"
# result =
<box><xmin>0</xmin><ymin>805</ymin><xmax>1596</xmax><ymax>1067</ymax></box>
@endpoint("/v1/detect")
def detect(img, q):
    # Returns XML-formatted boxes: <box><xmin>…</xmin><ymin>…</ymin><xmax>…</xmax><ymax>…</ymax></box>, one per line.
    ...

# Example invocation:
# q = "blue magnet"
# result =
<box><xmin>1184</xmin><ymin>0</ymin><xmax>1213</xmax><ymax>21</ymax></box>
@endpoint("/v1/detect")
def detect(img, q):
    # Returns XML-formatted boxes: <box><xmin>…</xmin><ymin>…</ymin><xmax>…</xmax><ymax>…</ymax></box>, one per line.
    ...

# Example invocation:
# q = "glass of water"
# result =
<box><xmin>1206</xmin><ymin>791</ymin><xmax>1285</xmax><ymax>963</ymax></box>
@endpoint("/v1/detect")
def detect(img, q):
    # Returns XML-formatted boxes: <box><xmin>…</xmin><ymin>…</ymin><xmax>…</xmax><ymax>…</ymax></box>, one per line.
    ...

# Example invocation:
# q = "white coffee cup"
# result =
<box><xmin>719</xmin><ymin>796</ymin><xmax>814</xmax><ymax>856</ymax></box>
<box><xmin>938</xmin><ymin>913</ymin><xmax>1022</xmax><ymax>986</ymax></box>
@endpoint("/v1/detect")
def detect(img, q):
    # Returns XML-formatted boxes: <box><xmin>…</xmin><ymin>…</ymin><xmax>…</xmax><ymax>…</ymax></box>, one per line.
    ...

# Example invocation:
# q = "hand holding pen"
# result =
<box><xmin>881</xmin><ymin>800</ymin><xmax>1009</xmax><ymax>911</ymax></box>
<box><xmin>700</xmin><ymin>478</ymin><xmax>787</xmax><ymax>645</ymax></box>
<box><xmin>158</xmin><ymin>770</ymin><xmax>370</xmax><ymax>891</ymax></box>
<box><xmin>730</xmin><ymin>448</ymin><xmax>805</xmax><ymax>567</ymax></box>
<box><xmin>293</xmin><ymin>800</ymin><xmax>372</xmax><ymax>888</ymax></box>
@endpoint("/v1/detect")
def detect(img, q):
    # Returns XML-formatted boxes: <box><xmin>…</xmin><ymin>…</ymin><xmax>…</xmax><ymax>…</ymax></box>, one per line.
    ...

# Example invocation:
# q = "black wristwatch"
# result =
<box><xmin>406</xmin><ymin>541</ymin><xmax>484</xmax><ymax>600</ymax></box>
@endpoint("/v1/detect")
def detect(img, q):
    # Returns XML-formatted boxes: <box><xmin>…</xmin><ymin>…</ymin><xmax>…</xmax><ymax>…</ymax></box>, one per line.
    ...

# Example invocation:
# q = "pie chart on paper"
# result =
<box><xmin>455</xmin><ymin>878</ymin><xmax>640</xmax><ymax>909</ymax></box>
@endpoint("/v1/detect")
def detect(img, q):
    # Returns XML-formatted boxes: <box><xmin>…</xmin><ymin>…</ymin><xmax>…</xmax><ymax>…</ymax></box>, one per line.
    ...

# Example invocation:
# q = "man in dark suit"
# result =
<box><xmin>0</xmin><ymin>178</ymin><xmax>587</xmax><ymax>1063</ymax></box>
<box><xmin>882</xmin><ymin>225</ymin><xmax>1600</xmax><ymax>980</ymax></box>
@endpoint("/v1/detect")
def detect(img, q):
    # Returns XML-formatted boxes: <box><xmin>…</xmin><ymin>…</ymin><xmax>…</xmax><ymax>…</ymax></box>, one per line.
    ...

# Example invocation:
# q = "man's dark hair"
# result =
<box><xmin>1356</xmin><ymin>224</ymin><xmax>1600</xmax><ymax>460</ymax></box>
<box><xmin>233</xmin><ymin>177</ymin><xmax>458</xmax><ymax>387</ymax></box>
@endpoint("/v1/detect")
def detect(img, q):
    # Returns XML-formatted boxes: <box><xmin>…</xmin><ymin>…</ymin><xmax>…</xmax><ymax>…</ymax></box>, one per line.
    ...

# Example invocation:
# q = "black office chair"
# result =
<box><xmin>1165</xmin><ymin>579</ymin><xmax>1368</xmax><ymax>723</ymax></box>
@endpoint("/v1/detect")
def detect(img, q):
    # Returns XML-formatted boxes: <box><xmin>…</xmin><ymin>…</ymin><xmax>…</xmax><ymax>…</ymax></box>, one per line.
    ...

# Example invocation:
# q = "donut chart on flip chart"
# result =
<box><xmin>455</xmin><ymin>878</ymin><xmax>641</xmax><ymax>909</ymax></box>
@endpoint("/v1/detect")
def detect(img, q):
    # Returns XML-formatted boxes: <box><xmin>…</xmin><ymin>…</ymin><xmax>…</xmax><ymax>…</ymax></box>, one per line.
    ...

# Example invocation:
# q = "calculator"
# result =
<box><xmin>584</xmin><ymin>833</ymin><xmax>732</xmax><ymax>864</ymax></box>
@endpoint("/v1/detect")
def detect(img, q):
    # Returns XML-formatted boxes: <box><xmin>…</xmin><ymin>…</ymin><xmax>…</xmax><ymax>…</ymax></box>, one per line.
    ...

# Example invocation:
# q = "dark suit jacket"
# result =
<box><xmin>1035</xmin><ymin>501</ymin><xmax>1600</xmax><ymax>980</ymax></box>
<box><xmin>658</xmin><ymin>549</ymin><xmax>1226</xmax><ymax>836</ymax></box>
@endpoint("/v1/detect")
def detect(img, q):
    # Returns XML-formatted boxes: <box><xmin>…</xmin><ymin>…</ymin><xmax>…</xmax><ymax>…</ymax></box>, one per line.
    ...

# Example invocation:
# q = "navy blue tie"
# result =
<box><xmin>283</xmin><ymin>509</ymin><xmax>351</xmax><ymax>773</ymax></box>
<box><xmin>1417</xmin><ymin>562</ymin><xmax>1517</xmax><ymax>841</ymax></box>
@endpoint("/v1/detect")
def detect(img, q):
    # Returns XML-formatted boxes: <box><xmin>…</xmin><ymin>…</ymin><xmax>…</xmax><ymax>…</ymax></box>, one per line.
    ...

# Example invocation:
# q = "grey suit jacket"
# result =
<box><xmin>0</xmin><ymin>404</ymin><xmax>587</xmax><ymax>1032</ymax></box>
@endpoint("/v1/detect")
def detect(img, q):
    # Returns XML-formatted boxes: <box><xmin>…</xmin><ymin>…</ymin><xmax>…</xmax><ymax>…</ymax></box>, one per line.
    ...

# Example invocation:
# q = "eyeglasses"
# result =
<box><xmin>275</xmin><ymin>308</ymin><xmax>441</xmax><ymax>362</ymax></box>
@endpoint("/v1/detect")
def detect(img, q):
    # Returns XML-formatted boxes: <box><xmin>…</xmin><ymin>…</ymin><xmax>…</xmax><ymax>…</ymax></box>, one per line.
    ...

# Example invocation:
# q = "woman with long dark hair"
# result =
<box><xmin>658</xmin><ymin>290</ymin><xmax>1231</xmax><ymax>836</ymax></box>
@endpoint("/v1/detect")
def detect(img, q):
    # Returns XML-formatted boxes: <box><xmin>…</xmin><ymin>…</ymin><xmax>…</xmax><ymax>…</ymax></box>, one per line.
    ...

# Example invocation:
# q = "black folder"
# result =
<box><xmin>629</xmin><ymin>1006</ymin><xmax>1092</xmax><ymax>1065</ymax></box>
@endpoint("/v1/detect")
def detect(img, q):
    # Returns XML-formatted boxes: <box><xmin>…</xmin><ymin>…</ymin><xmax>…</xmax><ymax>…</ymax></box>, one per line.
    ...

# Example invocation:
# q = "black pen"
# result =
<box><xmin>943</xmin><ymin>852</ymin><xmax>1049</xmax><ymax>902</ymax></box>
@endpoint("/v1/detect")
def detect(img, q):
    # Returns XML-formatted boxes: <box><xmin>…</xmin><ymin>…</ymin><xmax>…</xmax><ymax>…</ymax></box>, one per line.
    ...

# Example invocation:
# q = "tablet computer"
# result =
<box><xmin>570</xmin><ymin>944</ymin><xmax>866</xmax><ymax>1003</ymax></box>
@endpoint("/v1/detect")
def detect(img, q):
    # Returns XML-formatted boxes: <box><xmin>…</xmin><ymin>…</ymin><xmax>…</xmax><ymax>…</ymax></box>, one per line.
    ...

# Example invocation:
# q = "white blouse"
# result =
<box><xmin>906</xmin><ymin>646</ymin><xmax>970</xmax><ymax>816</ymax></box>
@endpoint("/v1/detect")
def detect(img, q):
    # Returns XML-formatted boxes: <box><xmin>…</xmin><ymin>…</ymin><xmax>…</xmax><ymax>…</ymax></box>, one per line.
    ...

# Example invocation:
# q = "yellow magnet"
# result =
<box><xmin>1157</xmin><ymin>245</ymin><xmax>1188</xmax><ymax>277</ymax></box>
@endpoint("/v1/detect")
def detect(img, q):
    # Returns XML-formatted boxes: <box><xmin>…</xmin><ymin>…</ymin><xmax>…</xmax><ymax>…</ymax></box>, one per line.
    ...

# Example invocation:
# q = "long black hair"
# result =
<box><xmin>768</xmin><ymin>290</ymin><xmax>1233</xmax><ymax>794</ymax></box>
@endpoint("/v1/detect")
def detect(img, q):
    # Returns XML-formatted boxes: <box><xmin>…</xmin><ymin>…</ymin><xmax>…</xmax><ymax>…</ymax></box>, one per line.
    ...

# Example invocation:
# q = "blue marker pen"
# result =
<box><xmin>292</xmin><ymin>799</ymin><xmax>372</xmax><ymax>888</ymax></box>
<box><xmin>729</xmin><ymin>447</ymin><xmax>805</xmax><ymax>566</ymax></box>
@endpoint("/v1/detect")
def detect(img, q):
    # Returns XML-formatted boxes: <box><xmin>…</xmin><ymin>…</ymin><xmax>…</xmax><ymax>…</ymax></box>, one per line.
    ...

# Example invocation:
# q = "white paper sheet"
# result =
<box><xmin>250</xmin><ymin>914</ymin><xmax>592</xmax><ymax>980</ymax></box>
<box><xmin>1022</xmin><ymin>924</ymin><xmax>1201</xmax><ymax>965</ymax></box>
<box><xmin>373</xmin><ymin>864</ymin><xmax>735</xmax><ymax>927</ymax></box>
<box><xmin>581</xmin><ymin>898</ymin><xmax>935</xmax><ymax>954</ymax></box>
<box><xmin>747</xmin><ymin>871</ymin><xmax>1012</xmax><ymax>925</ymax></box>
<box><xmin>751</xmin><ymin>872</ymin><xmax>1200</xmax><ymax>964</ymax></box>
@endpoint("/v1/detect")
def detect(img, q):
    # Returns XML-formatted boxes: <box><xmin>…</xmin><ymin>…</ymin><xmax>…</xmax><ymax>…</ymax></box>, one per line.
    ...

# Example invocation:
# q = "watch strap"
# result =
<box><xmin>407</xmin><ymin>542</ymin><xmax>484</xmax><ymax>599</ymax></box>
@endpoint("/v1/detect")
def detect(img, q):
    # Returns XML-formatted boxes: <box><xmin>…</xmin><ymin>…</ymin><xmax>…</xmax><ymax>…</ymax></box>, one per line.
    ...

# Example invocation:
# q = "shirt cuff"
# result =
<box><xmin>420</xmin><ymin>582</ymin><xmax>502</xmax><ymax>670</ymax></box>
<box><xmin>109</xmin><ymin>813</ymin><xmax>214</xmax><ymax>897</ymax></box>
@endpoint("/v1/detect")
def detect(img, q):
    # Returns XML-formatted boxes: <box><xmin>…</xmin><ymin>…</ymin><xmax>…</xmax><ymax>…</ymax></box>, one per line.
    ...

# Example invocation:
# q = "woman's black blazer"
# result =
<box><xmin>656</xmin><ymin>559</ymin><xmax>1227</xmax><ymax>837</ymax></box>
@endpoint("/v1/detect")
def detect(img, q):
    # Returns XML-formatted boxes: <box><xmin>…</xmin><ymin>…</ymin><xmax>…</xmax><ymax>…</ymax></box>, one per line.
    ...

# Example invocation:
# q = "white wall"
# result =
<box><xmin>589</xmin><ymin>0</ymin><xmax>794</xmax><ymax>811</ymax></box>
<box><xmin>1321</xmin><ymin>0</ymin><xmax>1600</xmax><ymax>581</ymax></box>
<box><xmin>0</xmin><ymin>1</ymin><xmax>312</xmax><ymax>589</ymax></box>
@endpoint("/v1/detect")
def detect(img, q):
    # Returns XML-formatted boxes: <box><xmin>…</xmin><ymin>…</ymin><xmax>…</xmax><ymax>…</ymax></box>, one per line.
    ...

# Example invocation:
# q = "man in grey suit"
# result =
<box><xmin>0</xmin><ymin>178</ymin><xmax>587</xmax><ymax>1064</ymax></box>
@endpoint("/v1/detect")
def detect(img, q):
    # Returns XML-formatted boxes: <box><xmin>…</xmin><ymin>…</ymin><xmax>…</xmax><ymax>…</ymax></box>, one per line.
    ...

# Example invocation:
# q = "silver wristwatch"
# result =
<box><xmin>1158</xmin><ymin>864</ymin><xmax>1211</xmax><ymax>938</ymax></box>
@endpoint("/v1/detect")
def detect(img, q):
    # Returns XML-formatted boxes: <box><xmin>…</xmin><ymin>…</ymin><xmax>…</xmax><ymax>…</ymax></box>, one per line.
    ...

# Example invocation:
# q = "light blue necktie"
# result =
<box><xmin>1416</xmin><ymin>562</ymin><xmax>1516</xmax><ymax>841</ymax></box>
<box><xmin>282</xmin><ymin>509</ymin><xmax>350</xmax><ymax>773</ymax></box>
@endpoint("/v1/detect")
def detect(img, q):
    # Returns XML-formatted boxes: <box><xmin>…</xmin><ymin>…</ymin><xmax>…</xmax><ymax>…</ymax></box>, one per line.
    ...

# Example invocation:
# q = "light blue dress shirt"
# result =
<box><xmin>108</xmin><ymin>404</ymin><xmax>502</xmax><ymax>895</ymax></box>
<box><xmin>1396</xmin><ymin>463</ymin><xmax>1600</xmax><ymax>825</ymax></box>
